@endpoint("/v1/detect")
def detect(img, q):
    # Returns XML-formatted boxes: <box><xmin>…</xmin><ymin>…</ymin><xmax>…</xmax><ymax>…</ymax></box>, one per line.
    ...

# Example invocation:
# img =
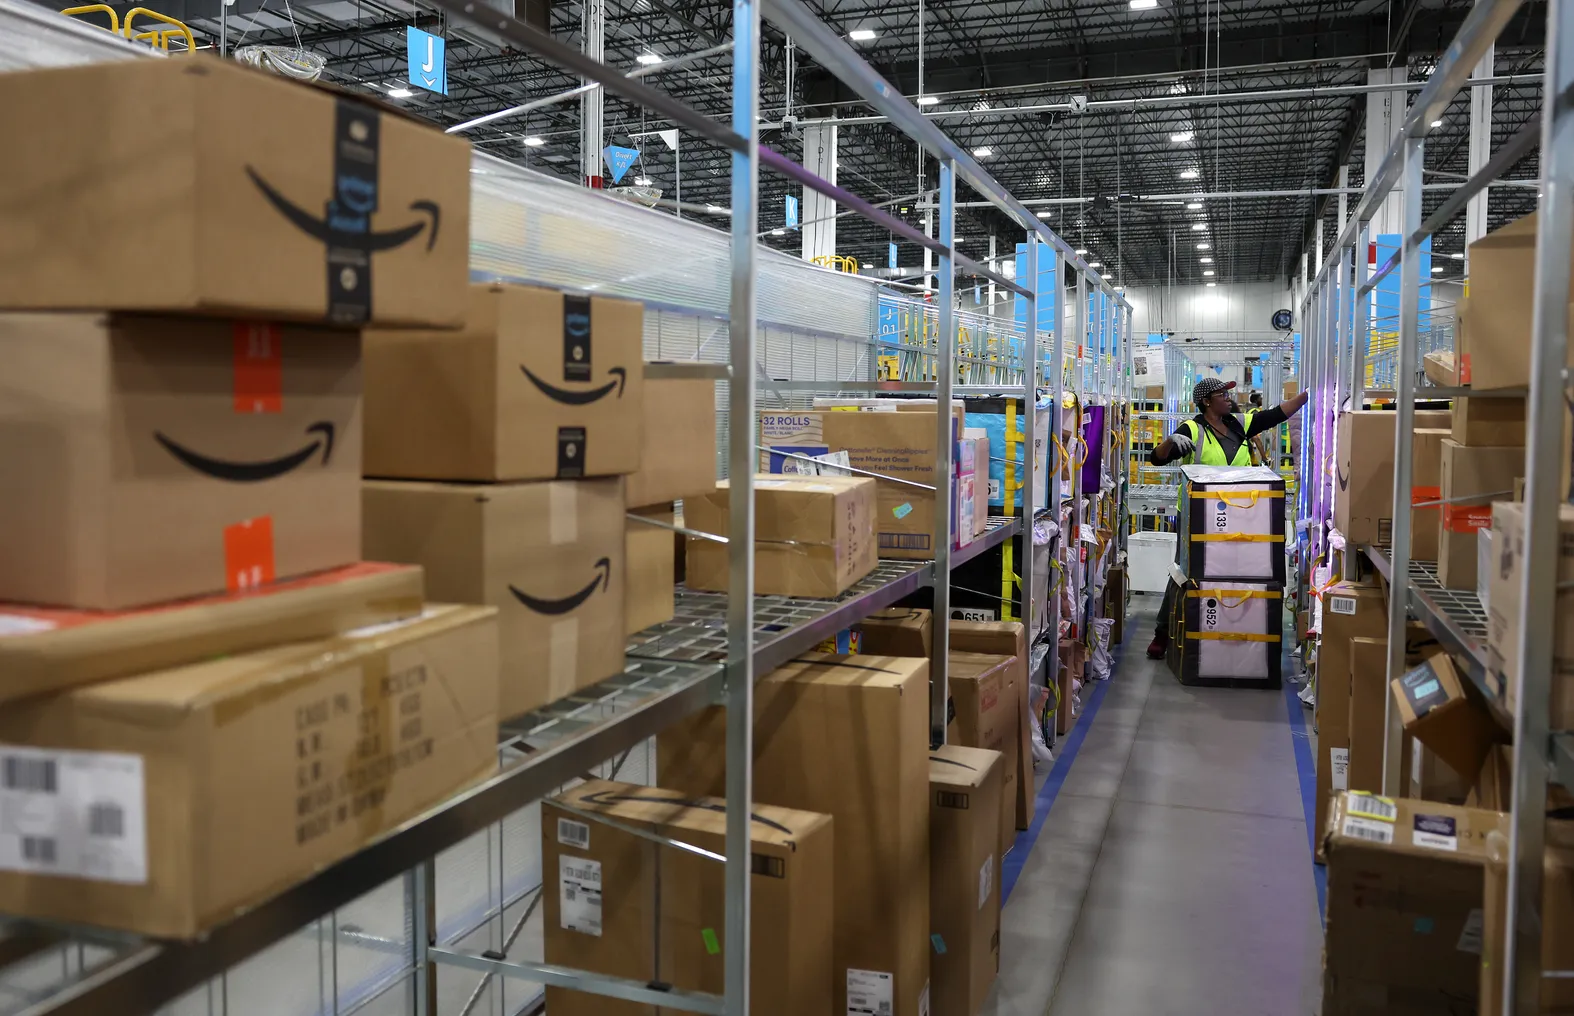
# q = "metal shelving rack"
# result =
<box><xmin>1294</xmin><ymin>1</ymin><xmax>1570</xmax><ymax>1008</ymax></box>
<box><xmin>0</xmin><ymin>0</ymin><xmax>1133</xmax><ymax>1012</ymax></box>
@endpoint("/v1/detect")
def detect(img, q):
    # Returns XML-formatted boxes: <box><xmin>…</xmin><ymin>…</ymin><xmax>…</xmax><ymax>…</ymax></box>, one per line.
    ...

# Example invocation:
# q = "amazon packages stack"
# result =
<box><xmin>0</xmin><ymin>59</ymin><xmax>504</xmax><ymax>937</ymax></box>
<box><xmin>1167</xmin><ymin>465</ymin><xmax>1287</xmax><ymax>687</ymax></box>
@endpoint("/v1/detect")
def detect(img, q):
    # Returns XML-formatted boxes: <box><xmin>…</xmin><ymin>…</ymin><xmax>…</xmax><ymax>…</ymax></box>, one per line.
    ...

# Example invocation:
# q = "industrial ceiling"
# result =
<box><xmin>70</xmin><ymin>0</ymin><xmax>1549</xmax><ymax>288</ymax></box>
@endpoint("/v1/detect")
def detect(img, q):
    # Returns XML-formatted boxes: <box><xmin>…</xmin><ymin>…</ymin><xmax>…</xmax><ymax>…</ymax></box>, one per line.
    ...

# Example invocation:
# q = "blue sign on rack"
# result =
<box><xmin>406</xmin><ymin>27</ymin><xmax>447</xmax><ymax>95</ymax></box>
<box><xmin>888</xmin><ymin>242</ymin><xmax>897</xmax><ymax>269</ymax></box>
<box><xmin>602</xmin><ymin>145</ymin><xmax>640</xmax><ymax>184</ymax></box>
<box><xmin>785</xmin><ymin>194</ymin><xmax>799</xmax><ymax>229</ymax></box>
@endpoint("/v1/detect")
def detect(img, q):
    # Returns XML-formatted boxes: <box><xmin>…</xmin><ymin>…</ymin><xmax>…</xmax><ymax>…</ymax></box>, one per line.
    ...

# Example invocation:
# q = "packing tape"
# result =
<box><xmin>549</xmin><ymin>617</ymin><xmax>580</xmax><ymax>699</ymax></box>
<box><xmin>1185</xmin><ymin>631</ymin><xmax>1282</xmax><ymax>643</ymax></box>
<box><xmin>1189</xmin><ymin>533</ymin><xmax>1285</xmax><ymax>543</ymax></box>
<box><xmin>550</xmin><ymin>482</ymin><xmax>578</xmax><ymax>545</ymax></box>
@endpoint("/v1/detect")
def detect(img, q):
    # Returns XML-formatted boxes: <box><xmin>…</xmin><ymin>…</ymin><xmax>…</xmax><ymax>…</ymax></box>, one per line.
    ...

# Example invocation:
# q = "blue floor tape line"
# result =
<box><xmin>1001</xmin><ymin>633</ymin><xmax>1129</xmax><ymax>906</ymax></box>
<box><xmin>1282</xmin><ymin>667</ymin><xmax>1328</xmax><ymax>923</ymax></box>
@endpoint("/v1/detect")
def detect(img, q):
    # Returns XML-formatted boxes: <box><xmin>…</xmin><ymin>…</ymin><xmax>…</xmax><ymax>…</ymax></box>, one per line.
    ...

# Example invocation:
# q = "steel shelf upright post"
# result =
<box><xmin>1021</xmin><ymin>234</ymin><xmax>1038</xmax><ymax>647</ymax></box>
<box><xmin>930</xmin><ymin>158</ymin><xmax>956</xmax><ymax>746</ymax></box>
<box><xmin>1073</xmin><ymin>269</ymin><xmax>1087</xmax><ymax>635</ymax></box>
<box><xmin>1505</xmin><ymin>0</ymin><xmax>1574</xmax><ymax>1007</ymax></box>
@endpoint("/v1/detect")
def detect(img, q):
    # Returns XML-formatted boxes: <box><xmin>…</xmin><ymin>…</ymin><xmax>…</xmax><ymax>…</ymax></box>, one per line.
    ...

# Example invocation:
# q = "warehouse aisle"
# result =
<box><xmin>987</xmin><ymin>600</ymin><xmax>1323</xmax><ymax>1016</ymax></box>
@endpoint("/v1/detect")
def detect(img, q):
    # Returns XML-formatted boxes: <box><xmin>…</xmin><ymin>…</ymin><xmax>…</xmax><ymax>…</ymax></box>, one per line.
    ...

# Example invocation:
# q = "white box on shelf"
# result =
<box><xmin>1129</xmin><ymin>532</ymin><xmax>1179</xmax><ymax>594</ymax></box>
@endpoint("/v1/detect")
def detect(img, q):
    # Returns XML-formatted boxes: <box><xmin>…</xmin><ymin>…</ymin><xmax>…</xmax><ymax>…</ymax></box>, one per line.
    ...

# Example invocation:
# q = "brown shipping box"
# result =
<box><xmin>1347</xmin><ymin>625</ymin><xmax>1439</xmax><ymax>794</ymax></box>
<box><xmin>1481</xmin><ymin>821</ymin><xmax>1574</xmax><ymax>1016</ymax></box>
<box><xmin>625</xmin><ymin>506</ymin><xmax>676</xmax><ymax>636</ymax></box>
<box><xmin>1453</xmin><ymin>397</ymin><xmax>1526</xmax><ymax>447</ymax></box>
<box><xmin>948</xmin><ymin>652</ymin><xmax>1019</xmax><ymax>858</ymax></box>
<box><xmin>1490</xmin><ymin>501</ymin><xmax>1574</xmax><ymax>726</ymax></box>
<box><xmin>1410</xmin><ymin>738</ymin><xmax>1472</xmax><ymax>805</ymax></box>
<box><xmin>0</xmin><ymin>313</ymin><xmax>361</xmax><ymax>610</ymax></box>
<box><xmin>0</xmin><ymin>604</ymin><xmax>499</xmax><ymax>937</ymax></box>
<box><xmin>362</xmin><ymin>478</ymin><xmax>625</xmax><ymax>722</ymax></box>
<box><xmin>950</xmin><ymin>620</ymin><xmax>1034</xmax><ymax>832</ymax></box>
<box><xmin>0</xmin><ymin>562</ymin><xmax>422</xmax><ymax>706</ymax></box>
<box><xmin>821</xmin><ymin>409</ymin><xmax>965</xmax><ymax>560</ymax></box>
<box><xmin>1391</xmin><ymin>651</ymin><xmax>1500</xmax><ymax>781</ymax></box>
<box><xmin>1464</xmin><ymin>214</ymin><xmax>1574</xmax><ymax>391</ymax></box>
<box><xmin>624</xmin><ymin>373</ymin><xmax>717</xmax><ymax>508</ymax></box>
<box><xmin>685</xmin><ymin>475</ymin><xmax>878</xmax><ymax>598</ymax></box>
<box><xmin>856</xmin><ymin>608</ymin><xmax>933</xmax><ymax>657</ymax></box>
<box><xmin>1333</xmin><ymin>411</ymin><xmax>1451</xmax><ymax>546</ymax></box>
<box><xmin>658</xmin><ymin>654</ymin><xmax>931</xmax><ymax>1016</ymax></box>
<box><xmin>541</xmin><ymin>780</ymin><xmax>834</xmax><ymax>1016</ymax></box>
<box><xmin>0</xmin><ymin>59</ymin><xmax>468</xmax><ymax>327</ymax></box>
<box><xmin>364</xmin><ymin>283</ymin><xmax>643</xmax><ymax>482</ymax></box>
<box><xmin>929</xmin><ymin>745</ymin><xmax>1002</xmax><ymax>1016</ymax></box>
<box><xmin>1323</xmin><ymin>792</ymin><xmax>1507</xmax><ymax>1015</ymax></box>
<box><xmin>1315</xmin><ymin>581</ymin><xmax>1388</xmax><ymax>859</ymax></box>
<box><xmin>1440</xmin><ymin>439</ymin><xmax>1522</xmax><ymax>589</ymax></box>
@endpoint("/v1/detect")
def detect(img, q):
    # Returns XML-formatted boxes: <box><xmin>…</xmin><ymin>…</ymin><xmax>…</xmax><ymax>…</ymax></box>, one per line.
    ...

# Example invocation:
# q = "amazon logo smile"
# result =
<box><xmin>156</xmin><ymin>422</ymin><xmax>336</xmax><ymax>483</ymax></box>
<box><xmin>246</xmin><ymin>167</ymin><xmax>441</xmax><ymax>255</ymax></box>
<box><xmin>521</xmin><ymin>366</ymin><xmax>628</xmax><ymax>406</ymax></box>
<box><xmin>509</xmin><ymin>558</ymin><xmax>612</xmax><ymax>615</ymax></box>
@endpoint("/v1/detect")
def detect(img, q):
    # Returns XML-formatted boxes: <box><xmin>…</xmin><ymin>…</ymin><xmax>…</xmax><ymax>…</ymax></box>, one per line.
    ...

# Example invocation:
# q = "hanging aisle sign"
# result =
<box><xmin>406</xmin><ymin>27</ymin><xmax>448</xmax><ymax>95</ymax></box>
<box><xmin>602</xmin><ymin>146</ymin><xmax>640</xmax><ymax>184</ymax></box>
<box><xmin>888</xmin><ymin>242</ymin><xmax>897</xmax><ymax>269</ymax></box>
<box><xmin>785</xmin><ymin>194</ymin><xmax>799</xmax><ymax>229</ymax></box>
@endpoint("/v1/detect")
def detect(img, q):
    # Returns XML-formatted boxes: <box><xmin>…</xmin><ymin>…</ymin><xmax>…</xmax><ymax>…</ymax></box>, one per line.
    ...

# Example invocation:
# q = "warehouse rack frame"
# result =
<box><xmin>1294</xmin><ymin>0</ymin><xmax>1571</xmax><ymax>1008</ymax></box>
<box><xmin>0</xmin><ymin>0</ymin><xmax>1133</xmax><ymax>1011</ymax></box>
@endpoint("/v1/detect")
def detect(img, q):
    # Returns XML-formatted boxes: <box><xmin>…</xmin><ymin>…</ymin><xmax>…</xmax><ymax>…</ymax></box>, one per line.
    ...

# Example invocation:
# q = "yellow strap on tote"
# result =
<box><xmin>1189</xmin><ymin>489</ymin><xmax>1284</xmax><ymax>506</ymax></box>
<box><xmin>1185</xmin><ymin>631</ymin><xmax>1282</xmax><ymax>643</ymax></box>
<box><xmin>1189</xmin><ymin>533</ymin><xmax>1285</xmax><ymax>543</ymax></box>
<box><xmin>1186</xmin><ymin>589</ymin><xmax>1283</xmax><ymax>604</ymax></box>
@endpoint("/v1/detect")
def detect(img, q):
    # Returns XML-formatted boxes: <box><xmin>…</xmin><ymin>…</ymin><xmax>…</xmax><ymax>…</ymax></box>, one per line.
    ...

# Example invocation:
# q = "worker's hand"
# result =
<box><xmin>1171</xmin><ymin>433</ymin><xmax>1196</xmax><ymax>456</ymax></box>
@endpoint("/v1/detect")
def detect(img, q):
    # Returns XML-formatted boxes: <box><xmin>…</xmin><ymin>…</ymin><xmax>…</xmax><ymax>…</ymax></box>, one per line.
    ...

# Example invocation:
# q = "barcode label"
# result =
<box><xmin>1328</xmin><ymin>596</ymin><xmax>1356</xmax><ymax>616</ymax></box>
<box><xmin>1347</xmin><ymin>792</ymin><xmax>1398</xmax><ymax>822</ymax></box>
<box><xmin>3</xmin><ymin>756</ymin><xmax>57</xmax><ymax>793</ymax></box>
<box><xmin>559</xmin><ymin>855</ymin><xmax>602</xmax><ymax>936</ymax></box>
<box><xmin>557</xmin><ymin>817</ymin><xmax>590</xmax><ymax>850</ymax></box>
<box><xmin>1342</xmin><ymin>816</ymin><xmax>1395</xmax><ymax>844</ymax></box>
<box><xmin>879</xmin><ymin>532</ymin><xmax>932</xmax><ymax>551</ymax></box>
<box><xmin>0</xmin><ymin>745</ymin><xmax>146</xmax><ymax>883</ymax></box>
<box><xmin>846</xmin><ymin>969</ymin><xmax>894</xmax><ymax>1016</ymax></box>
<box><xmin>89</xmin><ymin>804</ymin><xmax>124</xmax><ymax>839</ymax></box>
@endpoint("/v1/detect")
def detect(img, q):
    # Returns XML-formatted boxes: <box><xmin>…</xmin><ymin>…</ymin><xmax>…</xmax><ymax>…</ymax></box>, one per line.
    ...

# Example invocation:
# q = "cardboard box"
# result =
<box><xmin>1347</xmin><ymin>626</ymin><xmax>1439</xmax><ymax>794</ymax></box>
<box><xmin>1470</xmin><ymin>743</ymin><xmax>1514</xmax><ymax>813</ymax></box>
<box><xmin>1392</xmin><ymin>651</ymin><xmax>1500</xmax><ymax>781</ymax></box>
<box><xmin>0</xmin><ymin>59</ymin><xmax>468</xmax><ymax>327</ymax></box>
<box><xmin>1410</xmin><ymin>739</ymin><xmax>1472</xmax><ymax>805</ymax></box>
<box><xmin>684</xmin><ymin>475</ymin><xmax>878</xmax><ymax>598</ymax></box>
<box><xmin>1464</xmin><ymin>213</ymin><xmax>1574</xmax><ymax>391</ymax></box>
<box><xmin>1453</xmin><ymin>397</ymin><xmax>1526</xmax><ymax>447</ymax></box>
<box><xmin>361</xmin><ymin>478</ymin><xmax>625</xmax><ymax>722</ymax></box>
<box><xmin>855</xmin><ymin>608</ymin><xmax>932</xmax><ymax>657</ymax></box>
<box><xmin>1410</xmin><ymin>428</ymin><xmax>1448</xmax><ymax>562</ymax></box>
<box><xmin>657</xmin><ymin>654</ymin><xmax>931</xmax><ymax>1016</ymax></box>
<box><xmin>965</xmin><ymin>434</ymin><xmax>990</xmax><ymax>536</ymax></box>
<box><xmin>540</xmin><ymin>780</ymin><xmax>833</xmax><ymax>1016</ymax></box>
<box><xmin>929</xmin><ymin>745</ymin><xmax>1002</xmax><ymax>1016</ymax></box>
<box><xmin>0</xmin><ymin>562</ymin><xmax>422</xmax><ymax>707</ymax></box>
<box><xmin>1145</xmin><ymin>385</ymin><xmax>1165</xmax><ymax>400</ymax></box>
<box><xmin>1440</xmin><ymin>439</ymin><xmax>1522</xmax><ymax>589</ymax></box>
<box><xmin>949</xmin><ymin>620</ymin><xmax>1033</xmax><ymax>832</ymax></box>
<box><xmin>821</xmin><ymin>409</ymin><xmax>963</xmax><ymax>560</ymax></box>
<box><xmin>1323</xmin><ymin>792</ymin><xmax>1506</xmax><ymax>1014</ymax></box>
<box><xmin>1316</xmin><ymin>581</ymin><xmax>1389</xmax><ymax>857</ymax></box>
<box><xmin>1422</xmin><ymin>350</ymin><xmax>1459</xmax><ymax>388</ymax></box>
<box><xmin>1489</xmin><ymin>501</ymin><xmax>1574</xmax><ymax>726</ymax></box>
<box><xmin>1481</xmin><ymin>820</ymin><xmax>1574</xmax><ymax>1016</ymax></box>
<box><xmin>0</xmin><ymin>313</ymin><xmax>362</xmax><ymax>610</ymax></box>
<box><xmin>0</xmin><ymin>604</ymin><xmax>498</xmax><ymax>937</ymax></box>
<box><xmin>625</xmin><ymin>506</ymin><xmax>675</xmax><ymax>636</ymax></box>
<box><xmin>364</xmin><ymin>283</ymin><xmax>643</xmax><ymax>482</ymax></box>
<box><xmin>624</xmin><ymin>373</ymin><xmax>717</xmax><ymax>508</ymax></box>
<box><xmin>948</xmin><ymin>652</ymin><xmax>1018</xmax><ymax>858</ymax></box>
<box><xmin>1333</xmin><ymin>411</ymin><xmax>1451</xmax><ymax>546</ymax></box>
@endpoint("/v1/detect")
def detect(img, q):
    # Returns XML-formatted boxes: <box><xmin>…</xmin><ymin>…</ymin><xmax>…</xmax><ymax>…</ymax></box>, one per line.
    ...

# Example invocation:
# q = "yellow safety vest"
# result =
<box><xmin>1181</xmin><ymin>412</ymin><xmax>1258</xmax><ymax>467</ymax></box>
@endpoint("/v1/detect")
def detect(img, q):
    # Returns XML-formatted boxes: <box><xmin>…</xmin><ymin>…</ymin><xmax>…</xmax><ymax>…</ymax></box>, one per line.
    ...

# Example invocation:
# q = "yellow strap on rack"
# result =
<box><xmin>1189</xmin><ymin>533</ymin><xmax>1285</xmax><ymax>543</ymax></box>
<box><xmin>1185</xmin><ymin>631</ymin><xmax>1282</xmax><ymax>643</ymax></box>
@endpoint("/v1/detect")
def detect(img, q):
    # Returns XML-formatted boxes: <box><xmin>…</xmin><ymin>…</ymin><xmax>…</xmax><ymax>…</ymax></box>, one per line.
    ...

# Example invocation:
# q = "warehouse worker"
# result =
<box><xmin>1144</xmin><ymin>377</ymin><xmax>1310</xmax><ymax>660</ymax></box>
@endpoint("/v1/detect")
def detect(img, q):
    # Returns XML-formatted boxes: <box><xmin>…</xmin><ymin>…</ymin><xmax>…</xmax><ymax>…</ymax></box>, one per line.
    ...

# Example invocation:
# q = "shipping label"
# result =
<box><xmin>1330</xmin><ymin>747</ymin><xmax>1349</xmax><ymax>792</ymax></box>
<box><xmin>1412</xmin><ymin>814</ymin><xmax>1459</xmax><ymax>852</ymax></box>
<box><xmin>559</xmin><ymin>854</ymin><xmax>603</xmax><ymax>936</ymax></box>
<box><xmin>0</xmin><ymin>745</ymin><xmax>147</xmax><ymax>884</ymax></box>
<box><xmin>1457</xmin><ymin>908</ymin><xmax>1484</xmax><ymax>953</ymax></box>
<box><xmin>846</xmin><ymin>968</ymin><xmax>894</xmax><ymax>1016</ymax></box>
<box><xmin>1341</xmin><ymin>816</ymin><xmax>1394</xmax><ymax>845</ymax></box>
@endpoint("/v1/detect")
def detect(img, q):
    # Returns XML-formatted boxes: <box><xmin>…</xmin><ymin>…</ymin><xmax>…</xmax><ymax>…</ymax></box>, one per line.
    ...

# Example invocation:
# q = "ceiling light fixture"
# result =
<box><xmin>1169</xmin><ymin>131</ymin><xmax>1194</xmax><ymax>144</ymax></box>
<box><xmin>636</xmin><ymin>52</ymin><xmax>662</xmax><ymax>65</ymax></box>
<box><xmin>706</xmin><ymin>204</ymin><xmax>725</xmax><ymax>213</ymax></box>
<box><xmin>1203</xmin><ymin>270</ymin><xmax>1215</xmax><ymax>277</ymax></box>
<box><xmin>917</xmin><ymin>95</ymin><xmax>940</xmax><ymax>106</ymax></box>
<box><xmin>1075</xmin><ymin>248</ymin><xmax>1088</xmax><ymax>255</ymax></box>
<box><xmin>1088</xmin><ymin>261</ymin><xmax>1102</xmax><ymax>268</ymax></box>
<box><xmin>1431</xmin><ymin>266</ymin><xmax>1444</xmax><ymax>273</ymax></box>
<box><xmin>1191</xmin><ymin>222</ymin><xmax>1207</xmax><ymax>231</ymax></box>
<box><xmin>523</xmin><ymin>136</ymin><xmax>546</xmax><ymax>147</ymax></box>
<box><xmin>1450</xmin><ymin>252</ymin><xmax>1465</xmax><ymax>260</ymax></box>
<box><xmin>1430</xmin><ymin>119</ymin><xmax>1443</xmax><ymax>128</ymax></box>
<box><xmin>771</xmin><ymin>229</ymin><xmax>785</xmax><ymax>236</ymax></box>
<box><xmin>634</xmin><ymin>176</ymin><xmax>652</xmax><ymax>186</ymax></box>
<box><xmin>1186</xmin><ymin>201</ymin><xmax>1203</xmax><ymax>209</ymax></box>
<box><xmin>1206</xmin><ymin>281</ymin><xmax>1217</xmax><ymax>288</ymax></box>
<box><xmin>1036</xmin><ymin>210</ymin><xmax>1053</xmax><ymax>218</ymax></box>
<box><xmin>387</xmin><ymin>86</ymin><xmax>414</xmax><ymax>98</ymax></box>
<box><xmin>1180</xmin><ymin>168</ymin><xmax>1200</xmax><ymax>180</ymax></box>
<box><xmin>1130</xmin><ymin>0</ymin><xmax>1158</xmax><ymax>8</ymax></box>
<box><xmin>971</xmin><ymin>146</ymin><xmax>993</xmax><ymax>158</ymax></box>
<box><xmin>1200</xmin><ymin>256</ymin><xmax>1213</xmax><ymax>264</ymax></box>
<box><xmin>1196</xmin><ymin>242</ymin><xmax>1211</xmax><ymax>250</ymax></box>
<box><xmin>848</xmin><ymin>28</ymin><xmax>876</xmax><ymax>40</ymax></box>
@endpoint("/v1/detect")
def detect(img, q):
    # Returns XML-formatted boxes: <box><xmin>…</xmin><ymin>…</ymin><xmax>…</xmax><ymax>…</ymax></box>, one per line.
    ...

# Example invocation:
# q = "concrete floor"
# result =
<box><xmin>986</xmin><ymin>597</ymin><xmax>1324</xmax><ymax>1016</ymax></box>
